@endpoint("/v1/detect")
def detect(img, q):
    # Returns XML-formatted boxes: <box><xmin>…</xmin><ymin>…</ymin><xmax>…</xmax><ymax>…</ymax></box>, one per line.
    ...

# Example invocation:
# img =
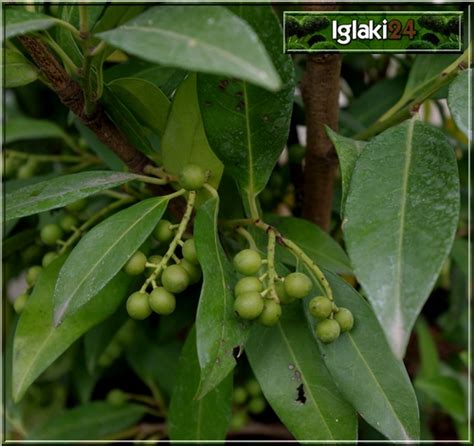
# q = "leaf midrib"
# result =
<box><xmin>54</xmin><ymin>198</ymin><xmax>165</xmax><ymax>323</ymax></box>
<box><xmin>276</xmin><ymin>322</ymin><xmax>335</xmax><ymax>440</ymax></box>
<box><xmin>113</xmin><ymin>25</ymin><xmax>271</xmax><ymax>84</ymax></box>
<box><xmin>346</xmin><ymin>334</ymin><xmax>411</xmax><ymax>440</ymax></box>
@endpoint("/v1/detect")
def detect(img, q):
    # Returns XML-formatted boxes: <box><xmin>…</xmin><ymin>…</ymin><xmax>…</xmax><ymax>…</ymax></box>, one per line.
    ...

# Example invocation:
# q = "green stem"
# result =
<box><xmin>90</xmin><ymin>40</ymin><xmax>108</xmax><ymax>57</ymax></box>
<box><xmin>58</xmin><ymin>197</ymin><xmax>134</xmax><ymax>254</ymax></box>
<box><xmin>143</xmin><ymin>165</ymin><xmax>177</xmax><ymax>182</ymax></box>
<box><xmin>266</xmin><ymin>228</ymin><xmax>279</xmax><ymax>303</ymax></box>
<box><xmin>247</xmin><ymin>191</ymin><xmax>260</xmax><ymax>220</ymax></box>
<box><xmin>78</xmin><ymin>5</ymin><xmax>89</xmax><ymax>37</ymax></box>
<box><xmin>236</xmin><ymin>226</ymin><xmax>257</xmax><ymax>251</ymax></box>
<box><xmin>355</xmin><ymin>47</ymin><xmax>471</xmax><ymax>140</ymax></box>
<box><xmin>140</xmin><ymin>191</ymin><xmax>196</xmax><ymax>292</ymax></box>
<box><xmin>53</xmin><ymin>18</ymin><xmax>81</xmax><ymax>39</ymax></box>
<box><xmin>6</xmin><ymin>149</ymin><xmax>99</xmax><ymax>164</ymax></box>
<box><xmin>40</xmin><ymin>32</ymin><xmax>79</xmax><ymax>75</ymax></box>
<box><xmin>134</xmin><ymin>174</ymin><xmax>172</xmax><ymax>186</ymax></box>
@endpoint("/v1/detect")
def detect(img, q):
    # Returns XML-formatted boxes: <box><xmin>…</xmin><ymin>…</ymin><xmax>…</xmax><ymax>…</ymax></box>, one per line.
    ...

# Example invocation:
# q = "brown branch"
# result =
<box><xmin>18</xmin><ymin>35</ymin><xmax>150</xmax><ymax>174</ymax></box>
<box><xmin>301</xmin><ymin>4</ymin><xmax>341</xmax><ymax>232</ymax></box>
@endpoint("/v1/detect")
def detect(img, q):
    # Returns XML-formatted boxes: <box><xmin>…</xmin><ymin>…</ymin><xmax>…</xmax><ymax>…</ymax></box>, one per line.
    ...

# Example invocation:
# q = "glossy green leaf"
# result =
<box><xmin>5</xmin><ymin>7</ymin><xmax>56</xmax><ymax>39</ymax></box>
<box><xmin>266</xmin><ymin>215</ymin><xmax>352</xmax><ymax>275</ymax></box>
<box><xmin>13</xmin><ymin>256</ymin><xmax>132</xmax><ymax>402</ymax></box>
<box><xmin>29</xmin><ymin>402</ymin><xmax>146</xmax><ymax>440</ymax></box>
<box><xmin>104</xmin><ymin>59</ymin><xmax>186</xmax><ymax>97</ymax></box>
<box><xmin>98</xmin><ymin>6</ymin><xmax>281</xmax><ymax>91</ymax></box>
<box><xmin>102</xmin><ymin>85</ymin><xmax>157</xmax><ymax>158</ymax></box>
<box><xmin>344</xmin><ymin>120</ymin><xmax>459</xmax><ymax>358</ymax></box>
<box><xmin>54</xmin><ymin>197</ymin><xmax>169</xmax><ymax>324</ymax></box>
<box><xmin>108</xmin><ymin>77</ymin><xmax>170</xmax><ymax>137</ymax></box>
<box><xmin>326</xmin><ymin>128</ymin><xmax>365</xmax><ymax>215</ymax></box>
<box><xmin>5</xmin><ymin>117</ymin><xmax>74</xmax><ymax>147</ymax></box>
<box><xmin>198</xmin><ymin>6</ymin><xmax>294</xmax><ymax>196</ymax></box>
<box><xmin>3</xmin><ymin>49</ymin><xmax>38</xmax><ymax>88</ymax></box>
<box><xmin>448</xmin><ymin>69</ymin><xmax>472</xmax><ymax>138</ymax></box>
<box><xmin>162</xmin><ymin>73</ymin><xmax>223</xmax><ymax>191</ymax></box>
<box><xmin>415</xmin><ymin>376</ymin><xmax>466</xmax><ymax>422</ymax></box>
<box><xmin>304</xmin><ymin>270</ymin><xmax>420</xmax><ymax>441</ymax></box>
<box><xmin>5</xmin><ymin>171</ymin><xmax>139</xmax><ymax>221</ymax></box>
<box><xmin>92</xmin><ymin>5</ymin><xmax>146</xmax><ymax>34</ymax></box>
<box><xmin>415</xmin><ymin>317</ymin><xmax>440</xmax><ymax>380</ymax></box>
<box><xmin>246</xmin><ymin>303</ymin><xmax>357</xmax><ymax>441</ymax></box>
<box><xmin>72</xmin><ymin>354</ymin><xmax>102</xmax><ymax>404</ymax></box>
<box><xmin>194</xmin><ymin>196</ymin><xmax>250</xmax><ymax>398</ymax></box>
<box><xmin>168</xmin><ymin>327</ymin><xmax>232</xmax><ymax>441</ymax></box>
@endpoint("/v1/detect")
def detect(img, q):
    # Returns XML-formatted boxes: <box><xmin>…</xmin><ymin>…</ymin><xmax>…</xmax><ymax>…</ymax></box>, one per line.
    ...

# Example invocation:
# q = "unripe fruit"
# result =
<box><xmin>275</xmin><ymin>281</ymin><xmax>294</xmax><ymax>304</ymax></box>
<box><xmin>21</xmin><ymin>244</ymin><xmax>42</xmax><ymax>264</ymax></box>
<box><xmin>179</xmin><ymin>259</ymin><xmax>202</xmax><ymax>285</ymax></box>
<box><xmin>233</xmin><ymin>386</ymin><xmax>248</xmax><ymax>405</ymax></box>
<box><xmin>106</xmin><ymin>389</ymin><xmax>127</xmax><ymax>406</ymax></box>
<box><xmin>284</xmin><ymin>272</ymin><xmax>312</xmax><ymax>299</ymax></box>
<box><xmin>334</xmin><ymin>307</ymin><xmax>354</xmax><ymax>332</ymax></box>
<box><xmin>126</xmin><ymin>292</ymin><xmax>152</xmax><ymax>320</ymax></box>
<box><xmin>248</xmin><ymin>396</ymin><xmax>266</xmax><ymax>414</ymax></box>
<box><xmin>234</xmin><ymin>291</ymin><xmax>264</xmax><ymax>320</ymax></box>
<box><xmin>149</xmin><ymin>287</ymin><xmax>176</xmax><ymax>315</ymax></box>
<box><xmin>182</xmin><ymin>238</ymin><xmax>199</xmax><ymax>265</ymax></box>
<box><xmin>233</xmin><ymin>249</ymin><xmax>262</xmax><ymax>276</ymax></box>
<box><xmin>42</xmin><ymin>251</ymin><xmax>58</xmax><ymax>268</ymax></box>
<box><xmin>40</xmin><ymin>224</ymin><xmax>63</xmax><ymax>246</ymax></box>
<box><xmin>178</xmin><ymin>164</ymin><xmax>206</xmax><ymax>190</ymax></box>
<box><xmin>59</xmin><ymin>214</ymin><xmax>79</xmax><ymax>232</ymax></box>
<box><xmin>230</xmin><ymin>410</ymin><xmax>248</xmax><ymax>431</ymax></box>
<box><xmin>66</xmin><ymin>198</ymin><xmax>87</xmax><ymax>212</ymax></box>
<box><xmin>26</xmin><ymin>265</ymin><xmax>42</xmax><ymax>286</ymax></box>
<box><xmin>17</xmin><ymin>161</ymin><xmax>36</xmax><ymax>179</ymax></box>
<box><xmin>13</xmin><ymin>293</ymin><xmax>28</xmax><ymax>314</ymax></box>
<box><xmin>309</xmin><ymin>296</ymin><xmax>332</xmax><ymax>319</ymax></box>
<box><xmin>153</xmin><ymin>219</ymin><xmax>174</xmax><ymax>242</ymax></box>
<box><xmin>258</xmin><ymin>300</ymin><xmax>282</xmax><ymax>326</ymax></box>
<box><xmin>234</xmin><ymin>277</ymin><xmax>263</xmax><ymax>296</ymax></box>
<box><xmin>245</xmin><ymin>378</ymin><xmax>262</xmax><ymax>397</ymax></box>
<box><xmin>123</xmin><ymin>251</ymin><xmax>147</xmax><ymax>276</ymax></box>
<box><xmin>161</xmin><ymin>264</ymin><xmax>190</xmax><ymax>293</ymax></box>
<box><xmin>316</xmin><ymin>319</ymin><xmax>341</xmax><ymax>343</ymax></box>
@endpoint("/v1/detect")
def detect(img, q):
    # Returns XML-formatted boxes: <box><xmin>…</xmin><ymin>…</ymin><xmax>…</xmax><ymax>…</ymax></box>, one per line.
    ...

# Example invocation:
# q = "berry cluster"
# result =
<box><xmin>230</xmin><ymin>378</ymin><xmax>266</xmax><ymax>431</ymax></box>
<box><xmin>124</xmin><ymin>235</ymin><xmax>201</xmax><ymax>320</ymax></box>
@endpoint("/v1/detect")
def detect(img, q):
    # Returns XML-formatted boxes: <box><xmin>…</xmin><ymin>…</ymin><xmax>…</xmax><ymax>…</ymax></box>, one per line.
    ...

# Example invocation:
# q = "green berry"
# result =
<box><xmin>235</xmin><ymin>277</ymin><xmax>263</xmax><ymax>296</ymax></box>
<box><xmin>334</xmin><ymin>307</ymin><xmax>354</xmax><ymax>332</ymax></box>
<box><xmin>126</xmin><ymin>292</ymin><xmax>152</xmax><ymax>320</ymax></box>
<box><xmin>275</xmin><ymin>281</ymin><xmax>294</xmax><ymax>304</ymax></box>
<box><xmin>42</xmin><ymin>252</ymin><xmax>58</xmax><ymax>268</ymax></box>
<box><xmin>179</xmin><ymin>259</ymin><xmax>202</xmax><ymax>285</ymax></box>
<box><xmin>233</xmin><ymin>249</ymin><xmax>262</xmax><ymax>276</ymax></box>
<box><xmin>309</xmin><ymin>296</ymin><xmax>333</xmax><ymax>319</ymax></box>
<box><xmin>161</xmin><ymin>264</ymin><xmax>190</xmax><ymax>293</ymax></box>
<box><xmin>284</xmin><ymin>272</ymin><xmax>312</xmax><ymax>299</ymax></box>
<box><xmin>21</xmin><ymin>244</ymin><xmax>42</xmax><ymax>265</ymax></box>
<box><xmin>40</xmin><ymin>224</ymin><xmax>63</xmax><ymax>246</ymax></box>
<box><xmin>106</xmin><ymin>389</ymin><xmax>127</xmax><ymax>406</ymax></box>
<box><xmin>59</xmin><ymin>214</ymin><xmax>79</xmax><ymax>232</ymax></box>
<box><xmin>149</xmin><ymin>287</ymin><xmax>176</xmax><ymax>315</ymax></box>
<box><xmin>248</xmin><ymin>396</ymin><xmax>266</xmax><ymax>414</ymax></box>
<box><xmin>234</xmin><ymin>291</ymin><xmax>264</xmax><ymax>320</ymax></box>
<box><xmin>258</xmin><ymin>300</ymin><xmax>282</xmax><ymax>326</ymax></box>
<box><xmin>17</xmin><ymin>160</ymin><xmax>37</xmax><ymax>179</ymax></box>
<box><xmin>182</xmin><ymin>238</ymin><xmax>199</xmax><ymax>265</ymax></box>
<box><xmin>178</xmin><ymin>164</ymin><xmax>206</xmax><ymax>190</ymax></box>
<box><xmin>123</xmin><ymin>251</ymin><xmax>147</xmax><ymax>276</ymax></box>
<box><xmin>233</xmin><ymin>386</ymin><xmax>248</xmax><ymax>405</ymax></box>
<box><xmin>26</xmin><ymin>265</ymin><xmax>42</xmax><ymax>286</ymax></box>
<box><xmin>230</xmin><ymin>410</ymin><xmax>248</xmax><ymax>431</ymax></box>
<box><xmin>66</xmin><ymin>198</ymin><xmax>87</xmax><ymax>212</ymax></box>
<box><xmin>315</xmin><ymin>319</ymin><xmax>341</xmax><ymax>344</ymax></box>
<box><xmin>153</xmin><ymin>219</ymin><xmax>174</xmax><ymax>242</ymax></box>
<box><xmin>13</xmin><ymin>293</ymin><xmax>28</xmax><ymax>314</ymax></box>
<box><xmin>245</xmin><ymin>378</ymin><xmax>262</xmax><ymax>397</ymax></box>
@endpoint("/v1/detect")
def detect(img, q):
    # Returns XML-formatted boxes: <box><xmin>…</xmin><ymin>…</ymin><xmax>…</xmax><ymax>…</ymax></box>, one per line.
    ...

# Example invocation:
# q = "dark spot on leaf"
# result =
<box><xmin>235</xmin><ymin>91</ymin><xmax>243</xmax><ymax>97</ymax></box>
<box><xmin>263</xmin><ymin>115</ymin><xmax>270</xmax><ymax>122</ymax></box>
<box><xmin>296</xmin><ymin>384</ymin><xmax>306</xmax><ymax>404</ymax></box>
<box><xmin>204</xmin><ymin>101</ymin><xmax>213</xmax><ymax>107</ymax></box>
<box><xmin>232</xmin><ymin>345</ymin><xmax>242</xmax><ymax>360</ymax></box>
<box><xmin>236</xmin><ymin>100</ymin><xmax>245</xmax><ymax>112</ymax></box>
<box><xmin>218</xmin><ymin>79</ymin><xmax>229</xmax><ymax>91</ymax></box>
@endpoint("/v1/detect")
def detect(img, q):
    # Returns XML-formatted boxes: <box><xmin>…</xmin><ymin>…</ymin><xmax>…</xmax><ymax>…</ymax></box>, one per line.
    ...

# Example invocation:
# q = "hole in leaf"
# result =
<box><xmin>296</xmin><ymin>383</ymin><xmax>306</xmax><ymax>404</ymax></box>
<box><xmin>232</xmin><ymin>345</ymin><xmax>242</xmax><ymax>360</ymax></box>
